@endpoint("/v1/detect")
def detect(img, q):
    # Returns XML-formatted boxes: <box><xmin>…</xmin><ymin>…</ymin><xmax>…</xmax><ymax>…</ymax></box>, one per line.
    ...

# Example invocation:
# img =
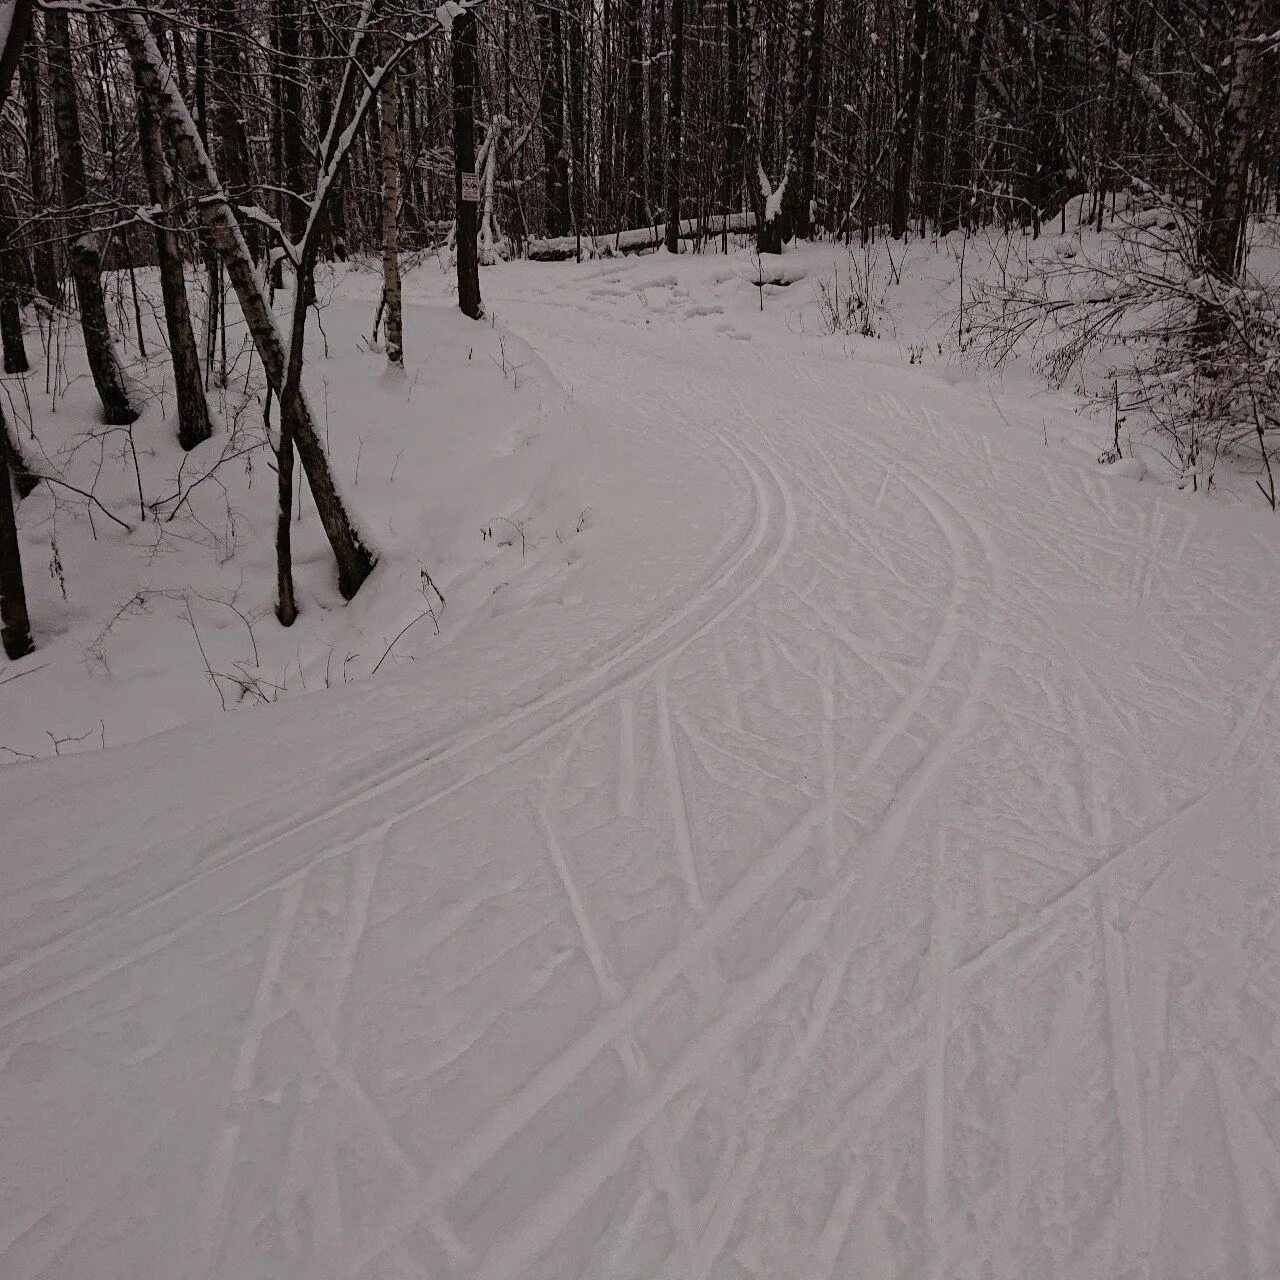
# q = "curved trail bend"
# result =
<box><xmin>3</xmin><ymin>257</ymin><xmax>1279</xmax><ymax>1280</ymax></box>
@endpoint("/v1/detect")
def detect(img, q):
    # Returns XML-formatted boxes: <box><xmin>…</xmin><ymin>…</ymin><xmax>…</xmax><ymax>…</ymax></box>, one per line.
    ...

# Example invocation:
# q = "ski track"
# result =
<box><xmin>3</xmin><ymin>262</ymin><xmax>1280</xmax><ymax>1280</ymax></box>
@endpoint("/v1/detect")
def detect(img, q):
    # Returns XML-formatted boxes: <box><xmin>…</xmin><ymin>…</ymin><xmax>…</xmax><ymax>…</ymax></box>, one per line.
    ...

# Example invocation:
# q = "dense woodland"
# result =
<box><xmin>0</xmin><ymin>0</ymin><xmax>1277</xmax><ymax>661</ymax></box>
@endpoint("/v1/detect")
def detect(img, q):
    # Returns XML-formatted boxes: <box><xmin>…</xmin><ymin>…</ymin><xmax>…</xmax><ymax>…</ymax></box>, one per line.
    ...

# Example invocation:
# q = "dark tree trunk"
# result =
<box><xmin>211</xmin><ymin>0</ymin><xmax>261</xmax><ymax>263</ymax></box>
<box><xmin>648</xmin><ymin>0</ymin><xmax>666</xmax><ymax>224</ymax></box>
<box><xmin>919</xmin><ymin>0</ymin><xmax>949</xmax><ymax>233</ymax></box>
<box><xmin>452</xmin><ymin>8</ymin><xmax>482</xmax><ymax>319</ymax></box>
<box><xmin>625</xmin><ymin>3</ymin><xmax>647</xmax><ymax>226</ymax></box>
<box><xmin>20</xmin><ymin>35</ymin><xmax>58</xmax><ymax>303</ymax></box>
<box><xmin>309</xmin><ymin>10</ymin><xmax>348</xmax><ymax>261</ymax></box>
<box><xmin>0</xmin><ymin>187</ymin><xmax>28</xmax><ymax>375</ymax></box>
<box><xmin>132</xmin><ymin>54</ymin><xmax>212</xmax><ymax>450</ymax></box>
<box><xmin>535</xmin><ymin>0</ymin><xmax>571</xmax><ymax>237</ymax></box>
<box><xmin>378</xmin><ymin>25</ymin><xmax>403</xmax><ymax>366</ymax></box>
<box><xmin>268</xmin><ymin>0</ymin><xmax>285</xmax><ymax>289</ymax></box>
<box><xmin>45</xmin><ymin>10</ymin><xmax>137</xmax><ymax>426</ymax></box>
<box><xmin>1</xmin><ymin>414</ymin><xmax>37</xmax><ymax>499</ymax></box>
<box><xmin>944</xmin><ymin>0</ymin><xmax>988</xmax><ymax>233</ymax></box>
<box><xmin>891</xmin><ymin>0</ymin><xmax>932</xmax><ymax>238</ymax></box>
<box><xmin>725</xmin><ymin>0</ymin><xmax>746</xmax><ymax>224</ymax></box>
<box><xmin>0</xmin><ymin>406</ymin><xmax>33</xmax><ymax>660</ymax></box>
<box><xmin>275</xmin><ymin>389</ymin><xmax>297</xmax><ymax>625</ymax></box>
<box><xmin>275</xmin><ymin>272</ymin><xmax>314</xmax><ymax>628</ymax></box>
<box><xmin>664</xmin><ymin>0</ymin><xmax>686</xmax><ymax>251</ymax></box>
<box><xmin>785</xmin><ymin>0</ymin><xmax>826</xmax><ymax>240</ymax></box>
<box><xmin>599</xmin><ymin>0</ymin><xmax>615</xmax><ymax>226</ymax></box>
<box><xmin>279</xmin><ymin>0</ymin><xmax>311</xmax><ymax>300</ymax></box>
<box><xmin>567</xmin><ymin>5</ymin><xmax>586</xmax><ymax>236</ymax></box>
<box><xmin>0</xmin><ymin>287</ymin><xmax>26</xmax><ymax>374</ymax></box>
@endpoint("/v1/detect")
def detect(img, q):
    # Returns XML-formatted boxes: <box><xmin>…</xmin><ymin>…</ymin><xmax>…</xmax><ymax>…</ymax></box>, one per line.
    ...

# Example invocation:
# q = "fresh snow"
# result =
<box><xmin>3</xmin><ymin>238</ymin><xmax>1280</xmax><ymax>1279</ymax></box>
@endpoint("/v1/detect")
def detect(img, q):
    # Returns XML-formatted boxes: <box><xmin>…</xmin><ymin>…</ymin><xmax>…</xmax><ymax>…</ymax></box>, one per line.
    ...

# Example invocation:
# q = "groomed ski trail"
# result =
<box><xmin>3</xmin><ymin>257</ymin><xmax>1280</xmax><ymax>1280</ymax></box>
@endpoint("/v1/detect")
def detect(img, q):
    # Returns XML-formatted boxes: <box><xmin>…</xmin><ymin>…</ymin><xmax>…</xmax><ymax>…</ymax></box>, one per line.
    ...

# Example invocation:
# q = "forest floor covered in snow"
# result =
<box><xmin>3</xmin><ymin>230</ymin><xmax>1280</xmax><ymax>1279</ymax></box>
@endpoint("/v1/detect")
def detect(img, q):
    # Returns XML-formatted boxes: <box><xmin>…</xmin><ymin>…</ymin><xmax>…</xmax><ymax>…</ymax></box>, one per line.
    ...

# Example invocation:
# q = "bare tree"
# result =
<box><xmin>380</xmin><ymin>24</ymin><xmax>404</xmax><ymax>366</ymax></box>
<box><xmin>115</xmin><ymin>12</ymin><xmax>378</xmax><ymax>600</ymax></box>
<box><xmin>46</xmin><ymin>9</ymin><xmax>137</xmax><ymax>426</ymax></box>
<box><xmin>452</xmin><ymin>4</ymin><xmax>483</xmax><ymax>318</ymax></box>
<box><xmin>130</xmin><ymin>49</ymin><xmax>212</xmax><ymax>449</ymax></box>
<box><xmin>0</xmin><ymin>0</ymin><xmax>34</xmax><ymax>660</ymax></box>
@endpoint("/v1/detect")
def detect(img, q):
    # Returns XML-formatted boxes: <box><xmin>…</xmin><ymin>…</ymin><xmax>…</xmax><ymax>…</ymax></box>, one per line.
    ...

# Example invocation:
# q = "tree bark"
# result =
<box><xmin>1</xmin><ymin>415</ymin><xmax>37</xmax><ymax>499</ymax></box>
<box><xmin>624</xmin><ymin>3</ymin><xmax>647</xmax><ymax>226</ymax></box>
<box><xmin>664</xmin><ymin>0</ymin><xmax>686</xmax><ymax>252</ymax></box>
<box><xmin>0</xmin><ymin>0</ymin><xmax>33</xmax><ymax>112</ymax></box>
<box><xmin>452</xmin><ymin>7</ymin><xmax>483</xmax><ymax>319</ymax></box>
<box><xmin>117</xmin><ymin>13</ymin><xmax>376</xmax><ymax>599</ymax></box>
<box><xmin>210</xmin><ymin>0</ymin><xmax>261</xmax><ymax>263</ymax></box>
<box><xmin>725</xmin><ymin>0</ymin><xmax>746</xmax><ymax>227</ymax></box>
<box><xmin>19</xmin><ymin>34</ymin><xmax>58</xmax><ymax>303</ymax></box>
<box><xmin>648</xmin><ymin>0</ymin><xmax>666</xmax><ymax>224</ymax></box>
<box><xmin>132</xmin><ymin>54</ymin><xmax>212</xmax><ymax>450</ymax></box>
<box><xmin>0</xmin><ymin>406</ymin><xmax>33</xmax><ymax>660</ymax></box>
<box><xmin>535</xmin><ymin>1</ymin><xmax>572</xmax><ymax>237</ymax></box>
<box><xmin>0</xmin><ymin>288</ymin><xmax>26</xmax><ymax>374</ymax></box>
<box><xmin>379</xmin><ymin>28</ymin><xmax>403</xmax><ymax>366</ymax></box>
<box><xmin>891</xmin><ymin>0</ymin><xmax>932</xmax><ymax>238</ymax></box>
<box><xmin>785</xmin><ymin>0</ymin><xmax>826</xmax><ymax>240</ymax></box>
<box><xmin>1197</xmin><ymin>0</ymin><xmax>1269</xmax><ymax>281</ymax></box>
<box><xmin>944</xmin><ymin>0</ymin><xmax>988</xmax><ymax>233</ymax></box>
<box><xmin>0</xmin><ymin>188</ymin><xmax>28</xmax><ymax>374</ymax></box>
<box><xmin>46</xmin><ymin>9</ymin><xmax>138</xmax><ymax>426</ymax></box>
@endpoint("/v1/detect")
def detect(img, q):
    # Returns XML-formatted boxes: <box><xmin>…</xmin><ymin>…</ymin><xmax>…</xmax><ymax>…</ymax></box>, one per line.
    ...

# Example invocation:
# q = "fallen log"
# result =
<box><xmin>528</xmin><ymin>212</ymin><xmax>756</xmax><ymax>261</ymax></box>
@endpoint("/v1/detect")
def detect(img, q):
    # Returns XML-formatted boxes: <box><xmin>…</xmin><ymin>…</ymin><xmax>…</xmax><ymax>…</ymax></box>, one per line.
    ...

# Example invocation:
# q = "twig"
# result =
<box><xmin>0</xmin><ymin>663</ymin><xmax>48</xmax><ymax>687</ymax></box>
<box><xmin>371</xmin><ymin>612</ymin><xmax>431</xmax><ymax>675</ymax></box>
<box><xmin>29</xmin><ymin>472</ymin><xmax>133</xmax><ymax>532</ymax></box>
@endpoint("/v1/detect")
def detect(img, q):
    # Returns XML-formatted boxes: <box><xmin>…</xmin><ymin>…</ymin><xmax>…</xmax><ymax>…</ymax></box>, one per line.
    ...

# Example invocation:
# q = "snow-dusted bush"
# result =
<box><xmin>968</xmin><ymin>203</ymin><xmax>1280</xmax><ymax>499</ymax></box>
<box><xmin>813</xmin><ymin>241</ymin><xmax>898</xmax><ymax>341</ymax></box>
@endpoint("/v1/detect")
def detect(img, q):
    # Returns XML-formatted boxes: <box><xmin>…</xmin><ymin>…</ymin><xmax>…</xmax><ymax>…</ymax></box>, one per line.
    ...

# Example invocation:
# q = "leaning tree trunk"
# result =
<box><xmin>452</xmin><ymin>6</ymin><xmax>482</xmax><ymax>319</ymax></box>
<box><xmin>45</xmin><ymin>9</ymin><xmax>138</xmax><ymax>426</ymax></box>
<box><xmin>132</xmin><ymin>55</ymin><xmax>212</xmax><ymax>450</ymax></box>
<box><xmin>1197</xmin><ymin>0</ymin><xmax>1269</xmax><ymax>283</ymax></box>
<box><xmin>117</xmin><ymin>13</ymin><xmax>376</xmax><ymax>599</ymax></box>
<box><xmin>664</xmin><ymin>0</ymin><xmax>687</xmax><ymax>253</ymax></box>
<box><xmin>0</xmin><ymin>406</ymin><xmax>33</xmax><ymax>659</ymax></box>
<box><xmin>379</xmin><ymin>27</ymin><xmax>403</xmax><ymax>366</ymax></box>
<box><xmin>891</xmin><ymin>0</ymin><xmax>932</xmax><ymax>238</ymax></box>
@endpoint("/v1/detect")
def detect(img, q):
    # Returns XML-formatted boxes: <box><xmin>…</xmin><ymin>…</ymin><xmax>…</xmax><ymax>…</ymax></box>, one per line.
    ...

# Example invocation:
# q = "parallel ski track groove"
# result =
<box><xmin>331</xmin><ymin>389</ymin><xmax>998</xmax><ymax>1279</ymax></box>
<box><xmin>0</xmin><ymin>433</ymin><xmax>791</xmax><ymax>1034</ymax></box>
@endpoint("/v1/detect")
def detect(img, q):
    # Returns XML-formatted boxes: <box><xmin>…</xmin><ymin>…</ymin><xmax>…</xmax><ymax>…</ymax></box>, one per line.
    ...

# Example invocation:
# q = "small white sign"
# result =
<box><xmin>461</xmin><ymin>172</ymin><xmax>480</xmax><ymax>203</ymax></box>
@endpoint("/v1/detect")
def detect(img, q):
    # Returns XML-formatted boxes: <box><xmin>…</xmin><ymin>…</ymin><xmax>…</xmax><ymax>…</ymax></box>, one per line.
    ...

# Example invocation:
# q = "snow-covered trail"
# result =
<box><xmin>4</xmin><ymin>257</ymin><xmax>1280</xmax><ymax>1280</ymax></box>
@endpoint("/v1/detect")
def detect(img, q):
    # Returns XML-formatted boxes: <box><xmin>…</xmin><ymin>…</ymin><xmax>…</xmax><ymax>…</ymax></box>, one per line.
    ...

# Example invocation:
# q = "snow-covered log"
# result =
<box><xmin>528</xmin><ymin>212</ymin><xmax>757</xmax><ymax>262</ymax></box>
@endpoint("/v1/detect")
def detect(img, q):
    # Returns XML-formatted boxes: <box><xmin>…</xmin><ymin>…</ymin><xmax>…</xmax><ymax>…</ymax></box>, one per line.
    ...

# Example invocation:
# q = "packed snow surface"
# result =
<box><xmin>3</xmin><ymin>245</ymin><xmax>1280</xmax><ymax>1279</ymax></box>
